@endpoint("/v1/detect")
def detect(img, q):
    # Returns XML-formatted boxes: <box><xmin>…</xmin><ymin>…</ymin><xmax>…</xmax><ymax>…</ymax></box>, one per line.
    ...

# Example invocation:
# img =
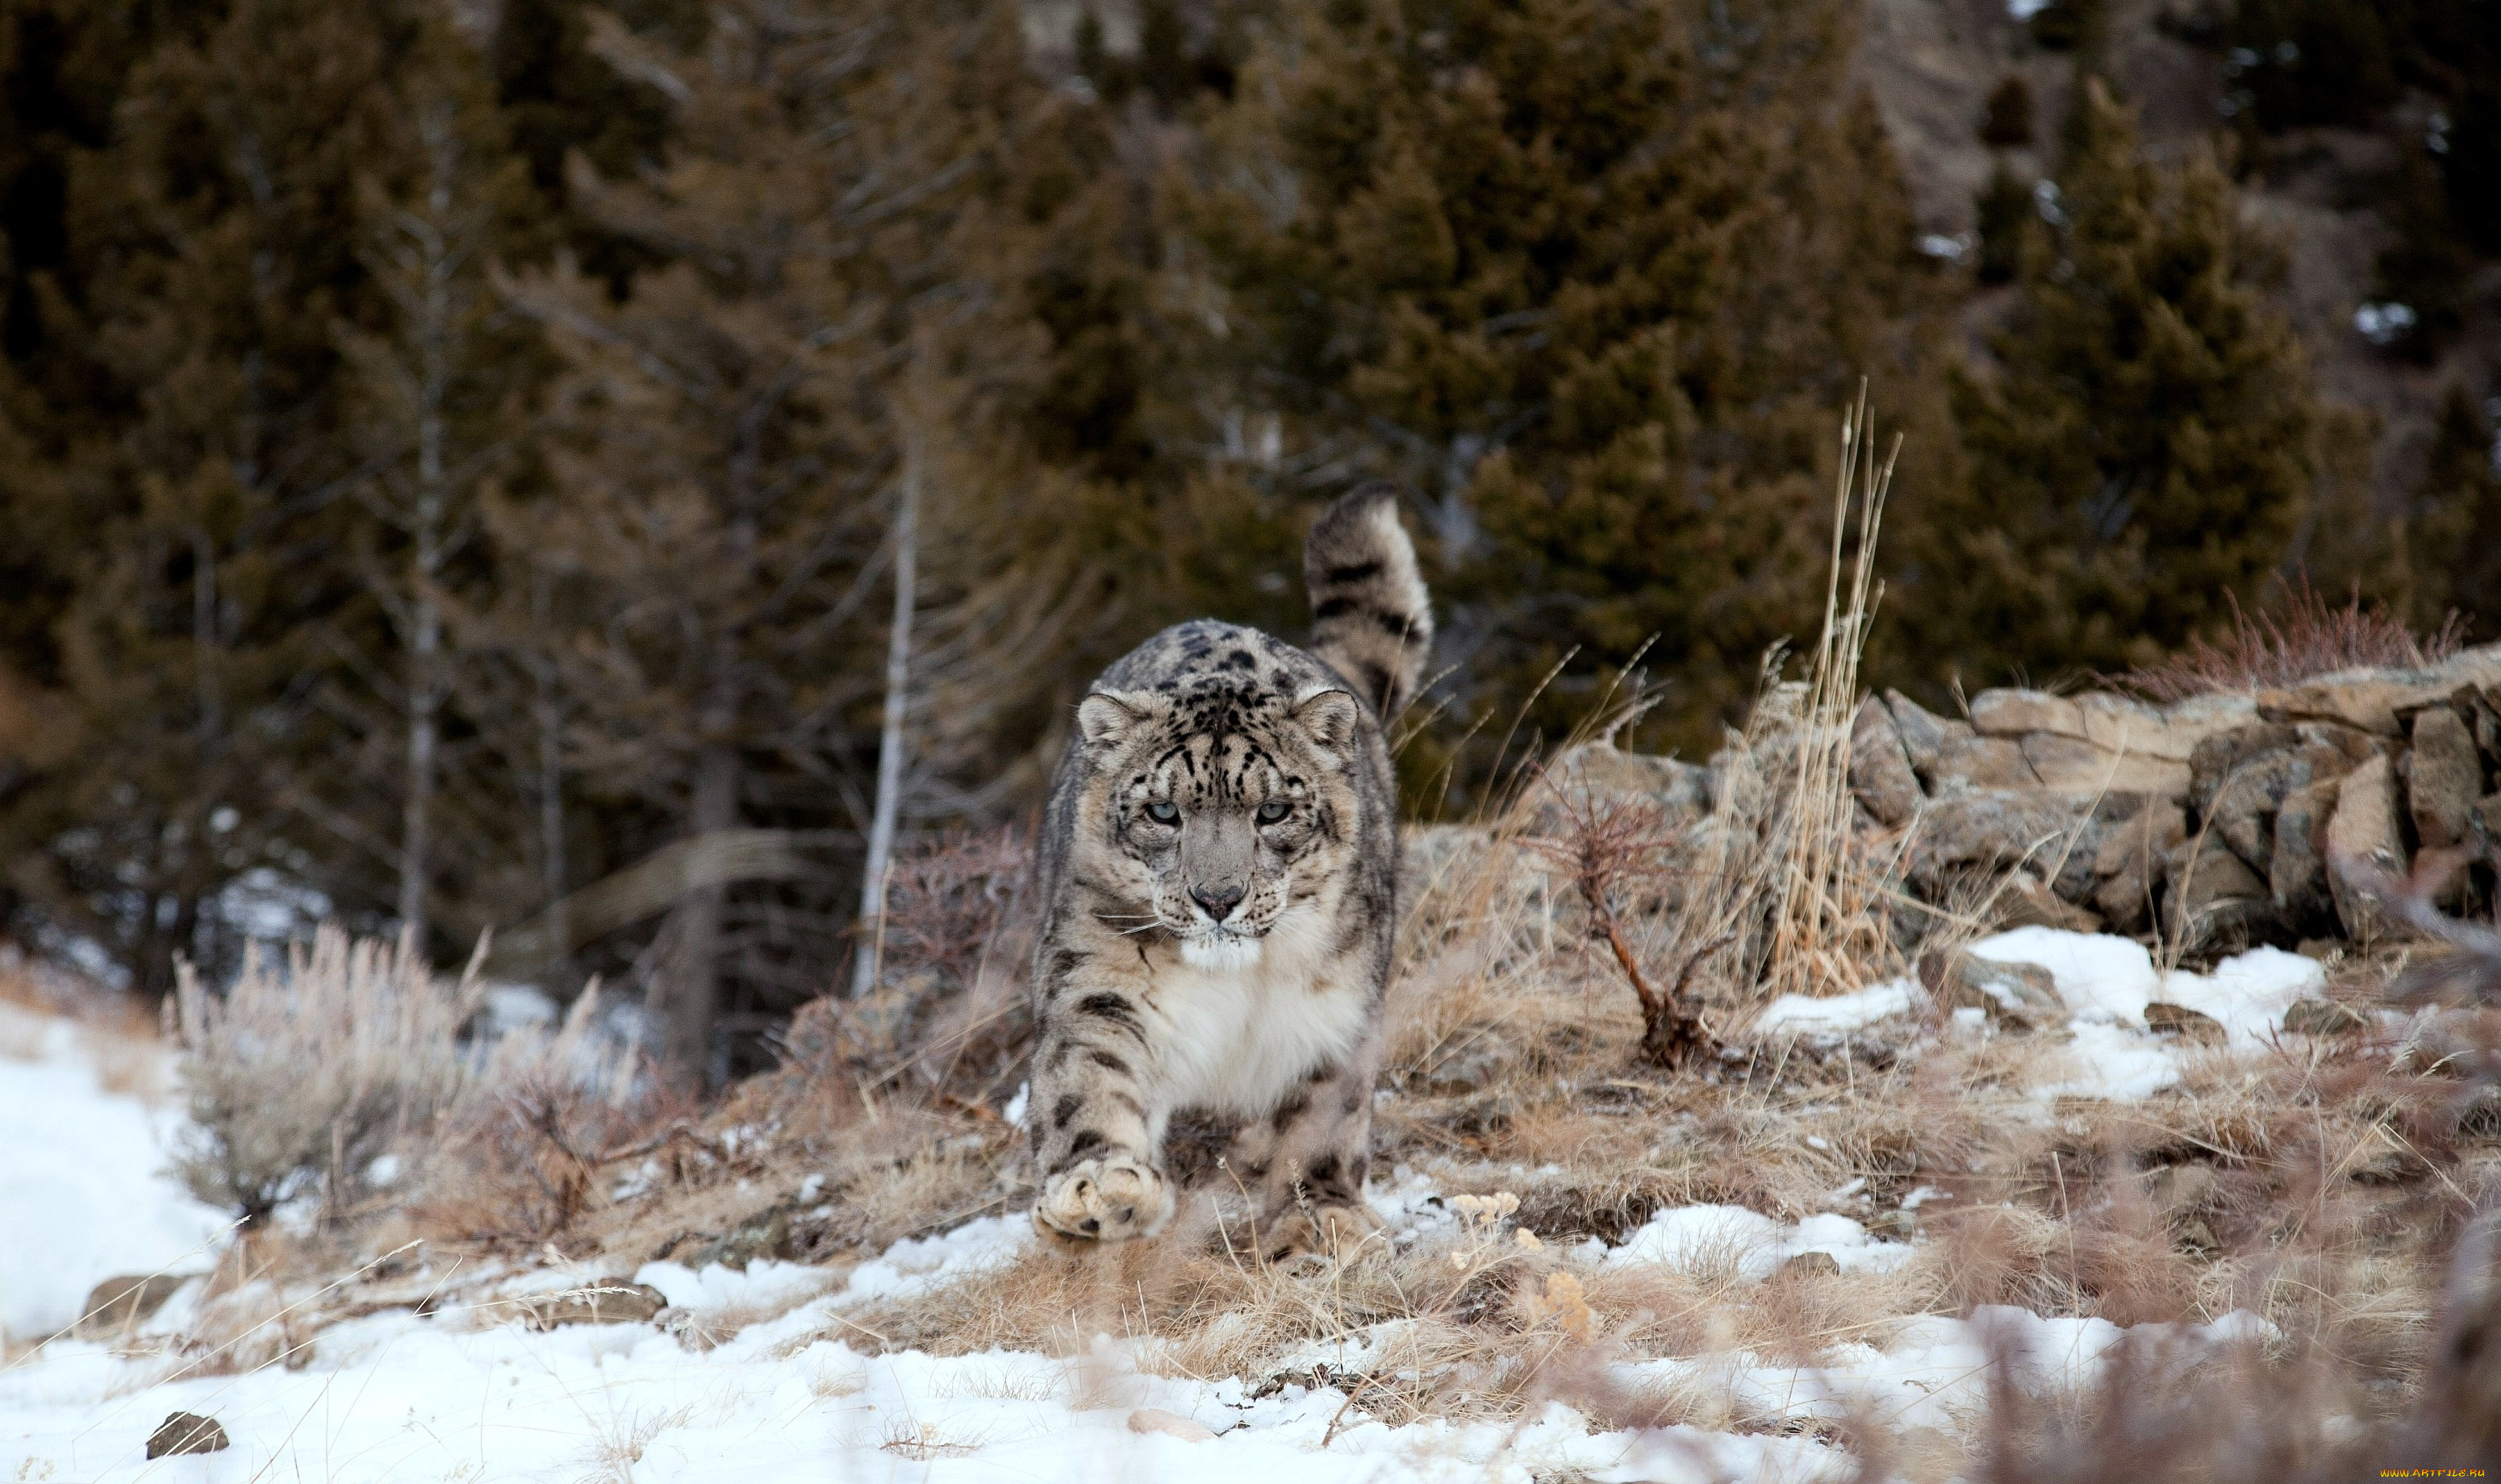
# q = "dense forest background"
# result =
<box><xmin>0</xmin><ymin>0</ymin><xmax>2495</xmax><ymax>1078</ymax></box>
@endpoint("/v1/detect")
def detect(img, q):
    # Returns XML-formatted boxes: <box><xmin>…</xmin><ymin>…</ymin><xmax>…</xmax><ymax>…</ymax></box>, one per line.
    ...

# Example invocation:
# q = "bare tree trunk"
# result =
<box><xmin>529</xmin><ymin>575</ymin><xmax>568</xmax><ymax>971</ymax></box>
<box><xmin>850</xmin><ymin>424</ymin><xmax>920</xmax><ymax>998</ymax></box>
<box><xmin>662</xmin><ymin>692</ymin><xmax>741</xmax><ymax>1081</ymax></box>
<box><xmin>393</xmin><ymin>102</ymin><xmax>458</xmax><ymax>950</ymax></box>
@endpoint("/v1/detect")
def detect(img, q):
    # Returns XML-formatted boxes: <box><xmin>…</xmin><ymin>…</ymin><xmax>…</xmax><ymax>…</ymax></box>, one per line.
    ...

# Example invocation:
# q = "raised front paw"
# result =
<box><xmin>1262</xmin><ymin>1201</ymin><xmax>1385</xmax><ymax>1265</ymax></box>
<box><xmin>1034</xmin><ymin>1157</ymin><xmax>1174</xmax><ymax>1243</ymax></box>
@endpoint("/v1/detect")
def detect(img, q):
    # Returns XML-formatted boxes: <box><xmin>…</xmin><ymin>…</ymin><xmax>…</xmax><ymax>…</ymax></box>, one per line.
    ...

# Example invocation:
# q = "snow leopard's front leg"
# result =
<box><xmin>1029</xmin><ymin>949</ymin><xmax>1173</xmax><ymax>1243</ymax></box>
<box><xmin>1230</xmin><ymin>1052</ymin><xmax>1384</xmax><ymax>1261</ymax></box>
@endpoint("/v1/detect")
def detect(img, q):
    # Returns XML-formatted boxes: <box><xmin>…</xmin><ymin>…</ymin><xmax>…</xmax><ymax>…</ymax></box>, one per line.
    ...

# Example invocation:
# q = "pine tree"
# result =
<box><xmin>494</xmin><ymin>0</ymin><xmax>1074</xmax><ymax>1078</ymax></box>
<box><xmin>1933</xmin><ymin>79</ymin><xmax>2330</xmax><ymax>679</ymax></box>
<box><xmin>0</xmin><ymin>0</ymin><xmax>413</xmax><ymax>990</ymax></box>
<box><xmin>1180</xmin><ymin>0</ymin><xmax>1943</xmax><ymax>764</ymax></box>
<box><xmin>2404</xmin><ymin>386</ymin><xmax>2501</xmax><ymax>638</ymax></box>
<box><xmin>313</xmin><ymin>16</ymin><xmax>540</xmax><ymax>957</ymax></box>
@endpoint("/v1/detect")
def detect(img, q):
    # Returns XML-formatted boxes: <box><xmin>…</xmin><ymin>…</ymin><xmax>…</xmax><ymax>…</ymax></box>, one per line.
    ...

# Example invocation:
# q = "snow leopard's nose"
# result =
<box><xmin>1190</xmin><ymin>882</ymin><xmax>1246</xmax><ymax>919</ymax></box>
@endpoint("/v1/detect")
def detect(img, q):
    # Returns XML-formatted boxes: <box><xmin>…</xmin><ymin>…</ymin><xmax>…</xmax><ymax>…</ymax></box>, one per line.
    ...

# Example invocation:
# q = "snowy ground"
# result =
<box><xmin>0</xmin><ymin>932</ymin><xmax>2328</xmax><ymax>1480</ymax></box>
<box><xmin>0</xmin><ymin>1000</ymin><xmax>228</xmax><ymax>1344</ymax></box>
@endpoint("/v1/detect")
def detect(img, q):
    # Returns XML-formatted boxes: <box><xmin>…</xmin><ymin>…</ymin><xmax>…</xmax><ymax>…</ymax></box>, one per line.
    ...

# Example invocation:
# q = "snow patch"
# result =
<box><xmin>0</xmin><ymin>1003</ymin><xmax>229</xmax><ymax>1342</ymax></box>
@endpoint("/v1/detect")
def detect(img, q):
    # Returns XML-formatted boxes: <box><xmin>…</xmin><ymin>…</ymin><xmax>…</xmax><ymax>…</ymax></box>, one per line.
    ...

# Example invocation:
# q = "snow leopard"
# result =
<box><xmin>1025</xmin><ymin>482</ymin><xmax>1432</xmax><ymax>1258</ymax></box>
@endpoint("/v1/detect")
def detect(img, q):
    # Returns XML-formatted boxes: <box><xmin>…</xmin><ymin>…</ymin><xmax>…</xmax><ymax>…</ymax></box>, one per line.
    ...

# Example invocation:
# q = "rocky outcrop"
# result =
<box><xmin>1848</xmin><ymin>645</ymin><xmax>2501</xmax><ymax>949</ymax></box>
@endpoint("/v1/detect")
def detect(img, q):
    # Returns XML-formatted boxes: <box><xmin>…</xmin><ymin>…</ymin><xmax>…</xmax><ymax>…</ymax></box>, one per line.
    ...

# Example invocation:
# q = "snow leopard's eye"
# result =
<box><xmin>1255</xmin><ymin>799</ymin><xmax>1291</xmax><ymax>825</ymax></box>
<box><xmin>1146</xmin><ymin>801</ymin><xmax>1180</xmax><ymax>825</ymax></box>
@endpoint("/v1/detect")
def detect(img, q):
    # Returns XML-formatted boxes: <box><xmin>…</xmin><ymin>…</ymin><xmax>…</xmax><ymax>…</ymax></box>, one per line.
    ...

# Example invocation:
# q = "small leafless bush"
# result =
<box><xmin>787</xmin><ymin>825</ymin><xmax>1036</xmax><ymax>1114</ymax></box>
<box><xmin>1525</xmin><ymin>779</ymin><xmax>1718</xmax><ymax>1067</ymax></box>
<box><xmin>2115</xmin><ymin>577</ymin><xmax>2467</xmax><ymax>703</ymax></box>
<box><xmin>169</xmin><ymin>924</ymin><xmax>641</xmax><ymax>1228</ymax></box>
<box><xmin>169</xmin><ymin>928</ymin><xmax>493</xmax><ymax>1224</ymax></box>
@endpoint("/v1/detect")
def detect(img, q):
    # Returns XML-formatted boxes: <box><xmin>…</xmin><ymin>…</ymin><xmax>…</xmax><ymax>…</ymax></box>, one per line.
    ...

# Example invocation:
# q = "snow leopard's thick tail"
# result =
<box><xmin>1305</xmin><ymin>481</ymin><xmax>1434</xmax><ymax>720</ymax></box>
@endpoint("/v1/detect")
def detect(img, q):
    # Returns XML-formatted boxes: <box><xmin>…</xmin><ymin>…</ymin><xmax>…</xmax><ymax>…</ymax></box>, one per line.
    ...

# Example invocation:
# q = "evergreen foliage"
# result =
<box><xmin>1932</xmin><ymin>80</ymin><xmax>2333</xmax><ymax>679</ymax></box>
<box><xmin>1180</xmin><ymin>0</ymin><xmax>1939</xmax><ymax>765</ymax></box>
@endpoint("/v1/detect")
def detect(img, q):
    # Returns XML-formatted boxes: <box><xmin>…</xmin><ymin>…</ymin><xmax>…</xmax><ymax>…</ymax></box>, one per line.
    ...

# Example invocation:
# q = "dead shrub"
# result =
<box><xmin>2115</xmin><ymin>577</ymin><xmax>2467</xmax><ymax>703</ymax></box>
<box><xmin>170</xmin><ymin>924</ymin><xmax>643</xmax><ymax>1229</ymax></box>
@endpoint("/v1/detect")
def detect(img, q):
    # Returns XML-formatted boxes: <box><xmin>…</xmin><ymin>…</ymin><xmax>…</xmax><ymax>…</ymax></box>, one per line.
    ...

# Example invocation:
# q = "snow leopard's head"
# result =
<box><xmin>1073</xmin><ymin>674</ymin><xmax>1364</xmax><ymax>969</ymax></box>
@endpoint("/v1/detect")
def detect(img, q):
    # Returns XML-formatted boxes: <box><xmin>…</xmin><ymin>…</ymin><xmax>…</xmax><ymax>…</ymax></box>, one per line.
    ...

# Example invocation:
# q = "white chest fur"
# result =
<box><xmin>1136</xmin><ymin>909</ymin><xmax>1372</xmax><ymax>1117</ymax></box>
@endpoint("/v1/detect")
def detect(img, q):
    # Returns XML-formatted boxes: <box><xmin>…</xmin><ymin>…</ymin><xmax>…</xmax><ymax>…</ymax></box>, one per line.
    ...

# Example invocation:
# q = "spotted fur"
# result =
<box><xmin>1026</xmin><ymin>484</ymin><xmax>1430</xmax><ymax>1256</ymax></box>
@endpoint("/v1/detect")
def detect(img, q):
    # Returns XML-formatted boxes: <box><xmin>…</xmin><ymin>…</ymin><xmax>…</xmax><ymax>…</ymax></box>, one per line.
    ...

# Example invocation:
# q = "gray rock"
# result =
<box><xmin>1921</xmin><ymin>951</ymin><xmax>2066</xmax><ymax>1030</ymax></box>
<box><xmin>2282</xmin><ymin>998</ymin><xmax>2369</xmax><ymax>1036</ymax></box>
<box><xmin>2144</xmin><ymin>1161</ymin><xmax>2216</xmax><ymax>1217</ymax></box>
<box><xmin>1883</xmin><ymin>690</ymin><xmax>1960</xmax><ymax>776</ymax></box>
<box><xmin>1996</xmin><ymin>871</ymin><xmax>2103</xmax><ymax>933</ymax></box>
<box><xmin>1774</xmin><ymin>1250</ymin><xmax>1842</xmax><ymax>1280</ymax></box>
<box><xmin>2163</xmin><ymin>836</ymin><xmax>2272</xmax><ymax>942</ymax></box>
<box><xmin>517</xmin><ymin>1280</ymin><xmax>670</xmax><ymax>1330</ymax></box>
<box><xmin>2019</xmin><ymin>732</ymin><xmax>2191</xmax><ymax>800</ymax></box>
<box><xmin>1971</xmin><ymin>688</ymin><xmax>2086</xmax><ymax>739</ymax></box>
<box><xmin>2144</xmin><ymin>1002</ymin><xmax>2226</xmax><ymax>1045</ymax></box>
<box><xmin>1928</xmin><ymin>734</ymin><xmax>2038</xmax><ymax>794</ymax></box>
<box><xmin>1544</xmin><ymin>740</ymin><xmax>1714</xmax><ymax>817</ymax></box>
<box><xmin>2254</xmin><ymin>646</ymin><xmax>2501</xmax><ymax>735</ymax></box>
<box><xmin>2270</xmin><ymin>776</ymin><xmax>2342</xmax><ymax>923</ymax></box>
<box><xmin>73</xmin><ymin>1273</ymin><xmax>192</xmax><ymax>1340</ymax></box>
<box><xmin>2202</xmin><ymin>741</ymin><xmax>2353</xmax><ymax>873</ymax></box>
<box><xmin>148</xmin><ymin>1413</ymin><xmax>230</xmax><ymax>1458</ymax></box>
<box><xmin>2407</xmin><ymin>706</ymin><xmax>2483</xmax><ymax>849</ymax></box>
<box><xmin>2187</xmin><ymin>724</ymin><xmax>2300</xmax><ymax>818</ymax></box>
<box><xmin>1910</xmin><ymin>790</ymin><xmax>2110</xmax><ymax>897</ymax></box>
<box><xmin>2092</xmin><ymin>802</ymin><xmax>2186</xmax><ymax>934</ymax></box>
<box><xmin>1848</xmin><ymin>695</ymin><xmax>1923</xmax><ymax>827</ymax></box>
<box><xmin>2326</xmin><ymin>754</ymin><xmax>2406</xmax><ymax>940</ymax></box>
<box><xmin>2078</xmin><ymin>693</ymin><xmax>2194</xmax><ymax>761</ymax></box>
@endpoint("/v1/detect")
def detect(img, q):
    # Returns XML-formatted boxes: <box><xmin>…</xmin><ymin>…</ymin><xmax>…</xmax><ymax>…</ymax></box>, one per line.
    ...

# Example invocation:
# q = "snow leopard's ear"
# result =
<box><xmin>1291</xmin><ymin>687</ymin><xmax>1360</xmax><ymax>761</ymax></box>
<box><xmin>1077</xmin><ymin>690</ymin><xmax>1156</xmax><ymax>748</ymax></box>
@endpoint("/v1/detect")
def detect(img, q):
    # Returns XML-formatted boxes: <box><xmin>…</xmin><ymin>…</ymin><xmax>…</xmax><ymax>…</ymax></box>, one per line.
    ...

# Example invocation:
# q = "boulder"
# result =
<box><xmin>2159</xmin><ymin>691</ymin><xmax>2265</xmax><ymax>754</ymax></box>
<box><xmin>1971</xmin><ymin>688</ymin><xmax>2086</xmax><ymax>740</ymax></box>
<box><xmin>2202</xmin><ymin>741</ymin><xmax>2355</xmax><ymax>873</ymax></box>
<box><xmin>2163</xmin><ymin>836</ymin><xmax>2273</xmax><ymax>941</ymax></box>
<box><xmin>517</xmin><ymin>1281</ymin><xmax>669</xmax><ymax>1330</ymax></box>
<box><xmin>1547</xmin><ymin>740</ymin><xmax>1714</xmax><ymax>817</ymax></box>
<box><xmin>2407</xmin><ymin>706</ymin><xmax>2483</xmax><ymax>849</ymax></box>
<box><xmin>1848</xmin><ymin>695</ymin><xmax>1923</xmax><ymax>827</ymax></box>
<box><xmin>1883</xmin><ymin>690</ymin><xmax>1962</xmax><ymax>776</ymax></box>
<box><xmin>73</xmin><ymin>1273</ymin><xmax>192</xmax><ymax>1340</ymax></box>
<box><xmin>1928</xmin><ymin>734</ymin><xmax>2039</xmax><ymax>793</ymax></box>
<box><xmin>2282</xmin><ymin>998</ymin><xmax>2370</xmax><ymax>1036</ymax></box>
<box><xmin>1774</xmin><ymin>1250</ymin><xmax>1843</xmax><ymax>1280</ymax></box>
<box><xmin>2079</xmin><ymin>693</ymin><xmax>2194</xmax><ymax>761</ymax></box>
<box><xmin>2019</xmin><ymin>733</ymin><xmax>2190</xmax><ymax>800</ymax></box>
<box><xmin>2326</xmin><ymin>754</ymin><xmax>2406</xmax><ymax>940</ymax></box>
<box><xmin>1911</xmin><ymin>790</ymin><xmax>2120</xmax><ymax>898</ymax></box>
<box><xmin>2092</xmin><ymin>802</ymin><xmax>2187</xmax><ymax>933</ymax></box>
<box><xmin>1921</xmin><ymin>952</ymin><xmax>2066</xmax><ymax>1030</ymax></box>
<box><xmin>2270</xmin><ymin>776</ymin><xmax>2342</xmax><ymax>923</ymax></box>
<box><xmin>2256</xmin><ymin>648</ymin><xmax>2501</xmax><ymax>736</ymax></box>
<box><xmin>1996</xmin><ymin>870</ymin><xmax>2104</xmax><ymax>932</ymax></box>
<box><xmin>2187</xmin><ymin>724</ymin><xmax>2301</xmax><ymax>817</ymax></box>
<box><xmin>2144</xmin><ymin>1002</ymin><xmax>2226</xmax><ymax>1045</ymax></box>
<box><xmin>148</xmin><ymin>1413</ymin><xmax>230</xmax><ymax>1458</ymax></box>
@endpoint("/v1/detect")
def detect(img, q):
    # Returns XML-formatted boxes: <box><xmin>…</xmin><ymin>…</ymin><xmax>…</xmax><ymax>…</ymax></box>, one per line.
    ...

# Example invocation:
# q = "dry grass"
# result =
<box><xmin>2115</xmin><ymin>577</ymin><xmax>2468</xmax><ymax>702</ymax></box>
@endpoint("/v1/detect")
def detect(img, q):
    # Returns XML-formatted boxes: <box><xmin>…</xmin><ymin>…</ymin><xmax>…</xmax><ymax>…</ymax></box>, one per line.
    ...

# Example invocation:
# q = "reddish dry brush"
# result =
<box><xmin>1526</xmin><ymin>769</ymin><xmax>1723</xmax><ymax>1069</ymax></box>
<box><xmin>411</xmin><ymin>1066</ymin><xmax>697</xmax><ymax>1248</ymax></box>
<box><xmin>2115</xmin><ymin>576</ymin><xmax>2466</xmax><ymax>702</ymax></box>
<box><xmin>871</xmin><ymin>825</ymin><xmax>1036</xmax><ymax>991</ymax></box>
